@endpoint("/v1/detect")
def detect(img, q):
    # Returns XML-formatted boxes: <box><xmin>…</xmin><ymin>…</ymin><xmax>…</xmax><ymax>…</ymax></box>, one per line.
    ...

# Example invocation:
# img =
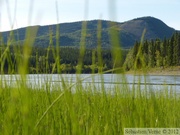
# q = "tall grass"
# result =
<box><xmin>0</xmin><ymin>79</ymin><xmax>179</xmax><ymax>134</ymax></box>
<box><xmin>0</xmin><ymin>1</ymin><xmax>180</xmax><ymax>135</ymax></box>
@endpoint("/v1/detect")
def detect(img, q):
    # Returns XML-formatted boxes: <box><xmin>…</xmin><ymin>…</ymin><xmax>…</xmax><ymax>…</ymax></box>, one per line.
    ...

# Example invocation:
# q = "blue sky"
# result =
<box><xmin>0</xmin><ymin>0</ymin><xmax>180</xmax><ymax>31</ymax></box>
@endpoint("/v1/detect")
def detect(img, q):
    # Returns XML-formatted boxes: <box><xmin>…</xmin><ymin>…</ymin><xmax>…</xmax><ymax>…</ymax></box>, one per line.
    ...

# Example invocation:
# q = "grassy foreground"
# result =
<box><xmin>0</xmin><ymin>77</ymin><xmax>180</xmax><ymax>134</ymax></box>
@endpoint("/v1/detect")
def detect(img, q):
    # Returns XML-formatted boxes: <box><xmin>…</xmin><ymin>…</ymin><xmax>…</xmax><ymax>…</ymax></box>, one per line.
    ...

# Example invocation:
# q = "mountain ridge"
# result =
<box><xmin>0</xmin><ymin>16</ymin><xmax>177</xmax><ymax>48</ymax></box>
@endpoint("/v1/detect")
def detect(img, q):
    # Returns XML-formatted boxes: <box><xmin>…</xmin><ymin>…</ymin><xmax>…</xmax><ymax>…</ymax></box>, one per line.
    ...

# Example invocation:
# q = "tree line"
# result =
<box><xmin>0</xmin><ymin>46</ymin><xmax>128</xmax><ymax>74</ymax></box>
<box><xmin>124</xmin><ymin>32</ymin><xmax>180</xmax><ymax>70</ymax></box>
<box><xmin>1</xmin><ymin>31</ymin><xmax>179</xmax><ymax>74</ymax></box>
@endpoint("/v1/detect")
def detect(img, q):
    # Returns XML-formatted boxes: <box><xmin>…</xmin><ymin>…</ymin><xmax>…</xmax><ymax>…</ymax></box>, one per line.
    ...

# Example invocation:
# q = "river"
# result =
<box><xmin>0</xmin><ymin>74</ymin><xmax>180</xmax><ymax>92</ymax></box>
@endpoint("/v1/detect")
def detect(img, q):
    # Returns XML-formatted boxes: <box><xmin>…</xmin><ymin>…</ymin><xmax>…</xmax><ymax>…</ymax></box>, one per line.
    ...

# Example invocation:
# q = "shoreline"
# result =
<box><xmin>125</xmin><ymin>66</ymin><xmax>180</xmax><ymax>76</ymax></box>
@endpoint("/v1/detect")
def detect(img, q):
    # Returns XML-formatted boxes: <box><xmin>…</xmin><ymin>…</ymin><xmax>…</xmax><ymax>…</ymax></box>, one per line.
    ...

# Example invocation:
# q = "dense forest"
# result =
<box><xmin>124</xmin><ymin>32</ymin><xmax>180</xmax><ymax>70</ymax></box>
<box><xmin>0</xmin><ymin>30</ymin><xmax>180</xmax><ymax>74</ymax></box>
<box><xmin>0</xmin><ymin>46</ymin><xmax>128</xmax><ymax>74</ymax></box>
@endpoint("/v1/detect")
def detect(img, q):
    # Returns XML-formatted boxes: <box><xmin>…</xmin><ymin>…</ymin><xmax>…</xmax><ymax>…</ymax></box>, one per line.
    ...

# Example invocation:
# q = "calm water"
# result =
<box><xmin>1</xmin><ymin>74</ymin><xmax>180</xmax><ymax>91</ymax></box>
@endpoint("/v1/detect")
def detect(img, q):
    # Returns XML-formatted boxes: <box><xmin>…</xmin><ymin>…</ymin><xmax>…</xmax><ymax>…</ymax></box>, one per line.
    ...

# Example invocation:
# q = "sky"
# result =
<box><xmin>0</xmin><ymin>0</ymin><xmax>180</xmax><ymax>32</ymax></box>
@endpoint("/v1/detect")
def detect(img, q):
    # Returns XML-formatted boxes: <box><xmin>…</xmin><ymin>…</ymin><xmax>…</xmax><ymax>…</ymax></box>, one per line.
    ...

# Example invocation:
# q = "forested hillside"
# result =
<box><xmin>124</xmin><ymin>32</ymin><xmax>180</xmax><ymax>70</ymax></box>
<box><xmin>0</xmin><ymin>16</ymin><xmax>179</xmax><ymax>74</ymax></box>
<box><xmin>1</xmin><ymin>31</ymin><xmax>180</xmax><ymax>74</ymax></box>
<box><xmin>0</xmin><ymin>17</ymin><xmax>175</xmax><ymax>48</ymax></box>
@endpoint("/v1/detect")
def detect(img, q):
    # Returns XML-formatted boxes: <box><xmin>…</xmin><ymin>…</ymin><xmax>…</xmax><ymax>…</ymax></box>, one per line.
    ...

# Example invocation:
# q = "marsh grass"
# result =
<box><xmin>0</xmin><ymin>1</ymin><xmax>180</xmax><ymax>135</ymax></box>
<box><xmin>0</xmin><ymin>79</ymin><xmax>179</xmax><ymax>134</ymax></box>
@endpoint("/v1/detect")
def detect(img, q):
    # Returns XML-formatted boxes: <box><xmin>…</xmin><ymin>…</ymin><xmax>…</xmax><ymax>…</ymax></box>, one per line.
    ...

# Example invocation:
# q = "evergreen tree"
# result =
<box><xmin>148</xmin><ymin>40</ymin><xmax>156</xmax><ymax>67</ymax></box>
<box><xmin>133</xmin><ymin>41</ymin><xmax>140</xmax><ymax>57</ymax></box>
<box><xmin>178</xmin><ymin>33</ymin><xmax>180</xmax><ymax>65</ymax></box>
<box><xmin>167</xmin><ymin>37</ymin><xmax>174</xmax><ymax>66</ymax></box>
<box><xmin>173</xmin><ymin>32</ymin><xmax>179</xmax><ymax>66</ymax></box>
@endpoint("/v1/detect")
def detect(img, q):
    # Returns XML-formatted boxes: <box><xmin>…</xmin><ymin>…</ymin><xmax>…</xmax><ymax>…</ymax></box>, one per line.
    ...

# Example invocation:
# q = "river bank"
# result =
<box><xmin>125</xmin><ymin>66</ymin><xmax>180</xmax><ymax>76</ymax></box>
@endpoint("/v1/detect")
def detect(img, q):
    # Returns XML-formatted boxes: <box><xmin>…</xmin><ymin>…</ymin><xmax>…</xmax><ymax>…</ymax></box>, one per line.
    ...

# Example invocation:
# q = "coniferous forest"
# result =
<box><xmin>124</xmin><ymin>32</ymin><xmax>180</xmax><ymax>70</ymax></box>
<box><xmin>0</xmin><ymin>46</ymin><xmax>128</xmax><ymax>74</ymax></box>
<box><xmin>0</xmin><ymin>31</ymin><xmax>180</xmax><ymax>74</ymax></box>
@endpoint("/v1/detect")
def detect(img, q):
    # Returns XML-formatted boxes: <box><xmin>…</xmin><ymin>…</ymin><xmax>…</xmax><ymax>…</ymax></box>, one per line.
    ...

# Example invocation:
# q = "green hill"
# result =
<box><xmin>0</xmin><ymin>16</ymin><xmax>176</xmax><ymax>48</ymax></box>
